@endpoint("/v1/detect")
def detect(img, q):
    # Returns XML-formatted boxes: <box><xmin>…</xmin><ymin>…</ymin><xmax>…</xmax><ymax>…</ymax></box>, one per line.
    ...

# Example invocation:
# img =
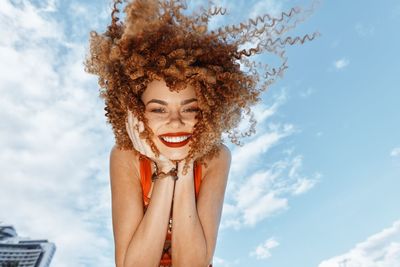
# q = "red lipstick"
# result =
<box><xmin>159</xmin><ymin>132</ymin><xmax>191</xmax><ymax>137</ymax></box>
<box><xmin>158</xmin><ymin>132</ymin><xmax>192</xmax><ymax>148</ymax></box>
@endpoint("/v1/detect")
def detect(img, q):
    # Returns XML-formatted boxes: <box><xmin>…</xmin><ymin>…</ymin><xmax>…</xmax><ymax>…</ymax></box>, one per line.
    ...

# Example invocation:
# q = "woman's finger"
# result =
<box><xmin>125</xmin><ymin>112</ymin><xmax>135</xmax><ymax>144</ymax></box>
<box><xmin>126</xmin><ymin>110</ymin><xmax>167</xmax><ymax>163</ymax></box>
<box><xmin>126</xmin><ymin>121</ymin><xmax>139</xmax><ymax>149</ymax></box>
<box><xmin>131</xmin><ymin>115</ymin><xmax>156</xmax><ymax>158</ymax></box>
<box><xmin>138</xmin><ymin>121</ymin><xmax>144</xmax><ymax>133</ymax></box>
<box><xmin>132</xmin><ymin>115</ymin><xmax>146</xmax><ymax>152</ymax></box>
<box><xmin>127</xmin><ymin>111</ymin><xmax>143</xmax><ymax>153</ymax></box>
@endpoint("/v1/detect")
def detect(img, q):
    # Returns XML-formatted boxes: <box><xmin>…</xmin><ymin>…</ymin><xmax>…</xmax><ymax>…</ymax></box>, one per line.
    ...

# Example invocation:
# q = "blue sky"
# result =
<box><xmin>1</xmin><ymin>0</ymin><xmax>399</xmax><ymax>267</ymax></box>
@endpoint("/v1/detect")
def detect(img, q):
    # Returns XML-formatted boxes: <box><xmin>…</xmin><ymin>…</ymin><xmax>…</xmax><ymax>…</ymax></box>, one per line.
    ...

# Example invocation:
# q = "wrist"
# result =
<box><xmin>157</xmin><ymin>162</ymin><xmax>175</xmax><ymax>173</ymax></box>
<box><xmin>151</xmin><ymin>161</ymin><xmax>179</xmax><ymax>182</ymax></box>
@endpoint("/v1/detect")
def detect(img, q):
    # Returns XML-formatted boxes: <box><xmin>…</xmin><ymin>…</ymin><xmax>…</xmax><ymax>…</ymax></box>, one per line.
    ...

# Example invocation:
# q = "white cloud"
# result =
<box><xmin>0</xmin><ymin>1</ymin><xmax>113</xmax><ymax>266</ymax></box>
<box><xmin>291</xmin><ymin>175</ymin><xmax>319</xmax><ymax>195</ymax></box>
<box><xmin>249</xmin><ymin>0</ymin><xmax>284</xmax><ymax>18</ymax></box>
<box><xmin>249</xmin><ymin>237</ymin><xmax>280</xmax><ymax>260</ymax></box>
<box><xmin>228</xmin><ymin>90</ymin><xmax>292</xmax><ymax>174</ymax></box>
<box><xmin>66</xmin><ymin>1</ymin><xmax>110</xmax><ymax>40</ymax></box>
<box><xmin>334</xmin><ymin>58</ymin><xmax>350</xmax><ymax>70</ymax></box>
<box><xmin>318</xmin><ymin>220</ymin><xmax>400</xmax><ymax>267</ymax></box>
<box><xmin>220</xmin><ymin>68</ymin><xmax>319</xmax><ymax>231</ymax></box>
<box><xmin>0</xmin><ymin>2</ymin><xmax>321</xmax><ymax>266</ymax></box>
<box><xmin>222</xmin><ymin>154</ymin><xmax>320</xmax><ymax>229</ymax></box>
<box><xmin>230</xmin><ymin>123</ymin><xmax>295</xmax><ymax>175</ymax></box>
<box><xmin>0</xmin><ymin>0</ymin><xmax>64</xmax><ymax>45</ymax></box>
<box><xmin>229</xmin><ymin>88</ymin><xmax>287</xmax><ymax>140</ymax></box>
<box><xmin>390</xmin><ymin>147</ymin><xmax>400</xmax><ymax>157</ymax></box>
<box><xmin>242</xmin><ymin>192</ymin><xmax>288</xmax><ymax>226</ymax></box>
<box><xmin>255</xmin><ymin>89</ymin><xmax>287</xmax><ymax>121</ymax></box>
<box><xmin>199</xmin><ymin>0</ymin><xmax>284</xmax><ymax>33</ymax></box>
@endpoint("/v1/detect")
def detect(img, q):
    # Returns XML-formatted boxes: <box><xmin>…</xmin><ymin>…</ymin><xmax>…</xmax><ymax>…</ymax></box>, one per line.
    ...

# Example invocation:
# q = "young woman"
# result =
<box><xmin>85</xmin><ymin>0</ymin><xmax>316</xmax><ymax>266</ymax></box>
<box><xmin>109</xmin><ymin>78</ymin><xmax>229</xmax><ymax>267</ymax></box>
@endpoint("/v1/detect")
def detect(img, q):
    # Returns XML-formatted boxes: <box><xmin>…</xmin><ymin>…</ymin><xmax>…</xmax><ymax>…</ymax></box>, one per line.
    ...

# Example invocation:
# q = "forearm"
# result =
<box><xmin>171</xmin><ymin>169</ymin><xmax>208</xmax><ymax>267</ymax></box>
<box><xmin>123</xmin><ymin>176</ymin><xmax>175</xmax><ymax>267</ymax></box>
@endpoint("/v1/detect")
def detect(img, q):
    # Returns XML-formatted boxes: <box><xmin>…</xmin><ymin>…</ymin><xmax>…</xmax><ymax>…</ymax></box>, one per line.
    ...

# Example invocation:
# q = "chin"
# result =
<box><xmin>152</xmin><ymin>136</ymin><xmax>191</xmax><ymax>161</ymax></box>
<box><xmin>160</xmin><ymin>147</ymin><xmax>189</xmax><ymax>161</ymax></box>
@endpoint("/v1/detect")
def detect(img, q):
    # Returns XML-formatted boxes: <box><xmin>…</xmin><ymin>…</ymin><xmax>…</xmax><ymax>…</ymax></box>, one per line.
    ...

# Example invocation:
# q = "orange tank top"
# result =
<box><xmin>139</xmin><ymin>157</ymin><xmax>212</xmax><ymax>267</ymax></box>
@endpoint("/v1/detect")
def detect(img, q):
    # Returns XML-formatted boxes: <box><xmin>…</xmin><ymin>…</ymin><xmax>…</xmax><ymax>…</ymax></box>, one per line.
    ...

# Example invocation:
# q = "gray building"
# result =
<box><xmin>0</xmin><ymin>224</ymin><xmax>56</xmax><ymax>267</ymax></box>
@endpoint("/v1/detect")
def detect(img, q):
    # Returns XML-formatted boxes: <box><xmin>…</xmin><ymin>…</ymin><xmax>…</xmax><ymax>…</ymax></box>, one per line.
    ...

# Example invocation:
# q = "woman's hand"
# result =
<box><xmin>125</xmin><ymin>110</ymin><xmax>175</xmax><ymax>172</ymax></box>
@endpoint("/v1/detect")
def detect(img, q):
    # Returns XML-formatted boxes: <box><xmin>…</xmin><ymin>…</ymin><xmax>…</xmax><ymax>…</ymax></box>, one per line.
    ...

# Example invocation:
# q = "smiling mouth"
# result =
<box><xmin>158</xmin><ymin>134</ymin><xmax>192</xmax><ymax>148</ymax></box>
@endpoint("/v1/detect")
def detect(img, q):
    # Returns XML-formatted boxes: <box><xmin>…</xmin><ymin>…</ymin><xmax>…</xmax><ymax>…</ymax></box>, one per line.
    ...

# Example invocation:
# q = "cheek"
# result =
<box><xmin>184</xmin><ymin>113</ymin><xmax>199</xmax><ymax>125</ymax></box>
<box><xmin>144</xmin><ymin>114</ymin><xmax>164</xmax><ymax>130</ymax></box>
<box><xmin>144</xmin><ymin>113</ymin><xmax>199</xmax><ymax>138</ymax></box>
<box><xmin>192</xmin><ymin>117</ymin><xmax>200</xmax><ymax>129</ymax></box>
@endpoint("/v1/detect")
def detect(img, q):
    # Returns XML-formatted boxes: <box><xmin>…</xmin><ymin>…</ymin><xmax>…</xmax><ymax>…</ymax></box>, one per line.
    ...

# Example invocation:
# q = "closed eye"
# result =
<box><xmin>150</xmin><ymin>108</ymin><xmax>166</xmax><ymax>113</ymax></box>
<box><xmin>184</xmin><ymin>108</ymin><xmax>200</xmax><ymax>113</ymax></box>
<box><xmin>148</xmin><ymin>107</ymin><xmax>200</xmax><ymax>113</ymax></box>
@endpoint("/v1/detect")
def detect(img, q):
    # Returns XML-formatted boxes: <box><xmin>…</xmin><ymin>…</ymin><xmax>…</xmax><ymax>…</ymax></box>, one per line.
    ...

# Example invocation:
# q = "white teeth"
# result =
<box><xmin>161</xmin><ymin>135</ymin><xmax>190</xmax><ymax>143</ymax></box>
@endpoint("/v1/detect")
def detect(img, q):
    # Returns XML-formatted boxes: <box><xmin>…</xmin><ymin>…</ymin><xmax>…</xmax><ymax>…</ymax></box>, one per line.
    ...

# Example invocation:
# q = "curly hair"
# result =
<box><xmin>85</xmin><ymin>0</ymin><xmax>318</xmax><ymax>170</ymax></box>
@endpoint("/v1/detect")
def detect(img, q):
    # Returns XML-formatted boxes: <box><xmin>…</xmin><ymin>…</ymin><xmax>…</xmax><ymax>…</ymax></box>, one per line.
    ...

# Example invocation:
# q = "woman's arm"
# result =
<box><xmin>172</xmin><ymin>144</ymin><xmax>231</xmax><ymax>267</ymax></box>
<box><xmin>110</xmin><ymin>145</ymin><xmax>175</xmax><ymax>267</ymax></box>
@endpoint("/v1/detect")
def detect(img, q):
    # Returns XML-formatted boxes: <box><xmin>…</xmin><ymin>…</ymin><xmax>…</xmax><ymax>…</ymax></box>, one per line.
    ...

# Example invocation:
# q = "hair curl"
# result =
<box><xmin>85</xmin><ymin>0</ymin><xmax>318</xmax><ymax>171</ymax></box>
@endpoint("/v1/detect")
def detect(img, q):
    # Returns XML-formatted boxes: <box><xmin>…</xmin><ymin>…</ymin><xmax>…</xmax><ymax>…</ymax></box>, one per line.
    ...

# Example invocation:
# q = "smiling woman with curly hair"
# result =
<box><xmin>85</xmin><ymin>0</ymin><xmax>317</xmax><ymax>266</ymax></box>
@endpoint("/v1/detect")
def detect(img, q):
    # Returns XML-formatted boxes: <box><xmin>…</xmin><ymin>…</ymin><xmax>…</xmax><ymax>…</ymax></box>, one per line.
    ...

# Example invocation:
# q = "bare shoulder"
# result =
<box><xmin>109</xmin><ymin>145</ymin><xmax>144</xmax><ymax>267</ymax></box>
<box><xmin>196</xmin><ymin>144</ymin><xmax>231</xmax><ymax>262</ymax></box>
<box><xmin>202</xmin><ymin>143</ymin><xmax>231</xmax><ymax>179</ymax></box>
<box><xmin>110</xmin><ymin>145</ymin><xmax>140</xmax><ymax>182</ymax></box>
<box><xmin>211</xmin><ymin>143</ymin><xmax>231</xmax><ymax>165</ymax></box>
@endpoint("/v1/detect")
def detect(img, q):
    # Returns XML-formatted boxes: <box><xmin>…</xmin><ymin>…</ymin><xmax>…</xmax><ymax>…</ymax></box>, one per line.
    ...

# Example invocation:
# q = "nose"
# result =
<box><xmin>167</xmin><ymin>110</ymin><xmax>185</xmax><ymax>128</ymax></box>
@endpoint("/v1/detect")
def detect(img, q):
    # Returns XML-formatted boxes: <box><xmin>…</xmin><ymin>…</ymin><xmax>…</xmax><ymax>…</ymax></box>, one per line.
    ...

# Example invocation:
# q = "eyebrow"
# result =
<box><xmin>146</xmin><ymin>98</ymin><xmax>198</xmax><ymax>106</ymax></box>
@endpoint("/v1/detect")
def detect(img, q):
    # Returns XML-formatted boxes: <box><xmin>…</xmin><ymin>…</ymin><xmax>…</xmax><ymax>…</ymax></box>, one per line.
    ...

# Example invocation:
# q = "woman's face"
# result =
<box><xmin>141</xmin><ymin>79</ymin><xmax>200</xmax><ymax>160</ymax></box>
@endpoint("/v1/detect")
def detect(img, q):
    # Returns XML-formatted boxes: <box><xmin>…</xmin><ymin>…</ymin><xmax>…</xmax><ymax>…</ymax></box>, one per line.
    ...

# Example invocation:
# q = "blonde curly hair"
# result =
<box><xmin>85</xmin><ymin>0</ymin><xmax>318</xmax><ymax>170</ymax></box>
